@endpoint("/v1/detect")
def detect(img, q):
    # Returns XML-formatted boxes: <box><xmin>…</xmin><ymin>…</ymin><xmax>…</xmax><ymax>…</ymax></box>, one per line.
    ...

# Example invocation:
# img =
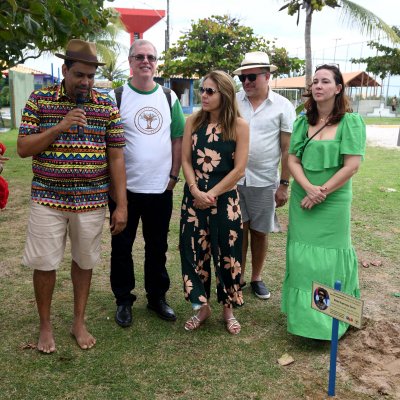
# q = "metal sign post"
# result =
<box><xmin>328</xmin><ymin>281</ymin><xmax>341</xmax><ymax>397</ymax></box>
<box><xmin>311</xmin><ymin>281</ymin><xmax>364</xmax><ymax>397</ymax></box>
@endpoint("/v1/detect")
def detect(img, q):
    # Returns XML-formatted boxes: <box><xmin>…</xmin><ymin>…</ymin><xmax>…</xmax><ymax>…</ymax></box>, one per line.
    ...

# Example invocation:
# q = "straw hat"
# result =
<box><xmin>233</xmin><ymin>51</ymin><xmax>277</xmax><ymax>74</ymax></box>
<box><xmin>55</xmin><ymin>39</ymin><xmax>105</xmax><ymax>66</ymax></box>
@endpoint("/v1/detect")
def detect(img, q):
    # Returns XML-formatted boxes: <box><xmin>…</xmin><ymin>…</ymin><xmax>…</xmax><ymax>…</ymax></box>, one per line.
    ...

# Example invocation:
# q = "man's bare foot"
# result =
<box><xmin>37</xmin><ymin>324</ymin><xmax>56</xmax><ymax>354</ymax></box>
<box><xmin>70</xmin><ymin>323</ymin><xmax>96</xmax><ymax>350</ymax></box>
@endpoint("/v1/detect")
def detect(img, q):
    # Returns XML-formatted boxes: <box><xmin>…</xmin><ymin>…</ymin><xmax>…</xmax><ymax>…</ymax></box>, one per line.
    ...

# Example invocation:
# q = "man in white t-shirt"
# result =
<box><xmin>233</xmin><ymin>51</ymin><xmax>296</xmax><ymax>300</ymax></box>
<box><xmin>109</xmin><ymin>39</ymin><xmax>185</xmax><ymax>327</ymax></box>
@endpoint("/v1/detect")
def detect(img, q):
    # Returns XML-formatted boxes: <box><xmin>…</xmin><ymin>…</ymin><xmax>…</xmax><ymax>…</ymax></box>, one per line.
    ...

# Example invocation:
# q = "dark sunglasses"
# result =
<box><xmin>130</xmin><ymin>54</ymin><xmax>157</xmax><ymax>62</ymax></box>
<box><xmin>238</xmin><ymin>72</ymin><xmax>265</xmax><ymax>83</ymax></box>
<box><xmin>199</xmin><ymin>87</ymin><xmax>219</xmax><ymax>96</ymax></box>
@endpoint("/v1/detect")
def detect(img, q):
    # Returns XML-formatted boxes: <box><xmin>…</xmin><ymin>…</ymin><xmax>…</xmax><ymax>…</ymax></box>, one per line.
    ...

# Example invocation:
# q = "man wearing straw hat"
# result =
<box><xmin>18</xmin><ymin>39</ymin><xmax>127</xmax><ymax>353</ymax></box>
<box><xmin>233</xmin><ymin>51</ymin><xmax>295</xmax><ymax>300</ymax></box>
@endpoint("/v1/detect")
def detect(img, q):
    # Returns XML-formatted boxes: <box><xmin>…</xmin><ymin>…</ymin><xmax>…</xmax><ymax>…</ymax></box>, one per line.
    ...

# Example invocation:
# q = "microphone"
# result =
<box><xmin>76</xmin><ymin>94</ymin><xmax>85</xmax><ymax>137</ymax></box>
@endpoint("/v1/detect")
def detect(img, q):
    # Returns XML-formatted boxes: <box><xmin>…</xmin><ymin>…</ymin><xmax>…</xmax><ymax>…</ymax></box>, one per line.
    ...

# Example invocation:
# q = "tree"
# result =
<box><xmin>350</xmin><ymin>26</ymin><xmax>400</xmax><ymax>80</ymax></box>
<box><xmin>351</xmin><ymin>43</ymin><xmax>400</xmax><ymax>80</ymax></box>
<box><xmin>0</xmin><ymin>77</ymin><xmax>10</xmax><ymax>107</ymax></box>
<box><xmin>279</xmin><ymin>0</ymin><xmax>400</xmax><ymax>86</ymax></box>
<box><xmin>86</xmin><ymin>12</ymin><xmax>128</xmax><ymax>69</ymax></box>
<box><xmin>97</xmin><ymin>53</ymin><xmax>129</xmax><ymax>83</ymax></box>
<box><xmin>0</xmin><ymin>0</ymin><xmax>117</xmax><ymax>69</ymax></box>
<box><xmin>158</xmin><ymin>15</ymin><xmax>303</xmax><ymax>78</ymax></box>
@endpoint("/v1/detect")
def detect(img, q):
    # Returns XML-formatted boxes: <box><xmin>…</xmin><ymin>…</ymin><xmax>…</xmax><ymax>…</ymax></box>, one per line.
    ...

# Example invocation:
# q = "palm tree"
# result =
<box><xmin>279</xmin><ymin>0</ymin><xmax>400</xmax><ymax>86</ymax></box>
<box><xmin>85</xmin><ymin>13</ymin><xmax>127</xmax><ymax>68</ymax></box>
<box><xmin>97</xmin><ymin>53</ymin><xmax>129</xmax><ymax>83</ymax></box>
<box><xmin>48</xmin><ymin>11</ymin><xmax>128</xmax><ymax>80</ymax></box>
<box><xmin>85</xmin><ymin>12</ymin><xmax>130</xmax><ymax>84</ymax></box>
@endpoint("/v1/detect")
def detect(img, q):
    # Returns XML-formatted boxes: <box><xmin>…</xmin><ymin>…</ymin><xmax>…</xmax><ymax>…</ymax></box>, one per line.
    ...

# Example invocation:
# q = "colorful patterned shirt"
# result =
<box><xmin>19</xmin><ymin>82</ymin><xmax>125</xmax><ymax>212</ymax></box>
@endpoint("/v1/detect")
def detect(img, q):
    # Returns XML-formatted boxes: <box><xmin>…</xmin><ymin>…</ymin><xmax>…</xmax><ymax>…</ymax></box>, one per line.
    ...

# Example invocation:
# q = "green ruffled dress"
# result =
<box><xmin>281</xmin><ymin>113</ymin><xmax>366</xmax><ymax>340</ymax></box>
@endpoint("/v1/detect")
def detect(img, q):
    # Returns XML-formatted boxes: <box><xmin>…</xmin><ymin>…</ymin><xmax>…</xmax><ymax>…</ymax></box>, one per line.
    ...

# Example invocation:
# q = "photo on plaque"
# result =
<box><xmin>314</xmin><ymin>287</ymin><xmax>330</xmax><ymax>310</ymax></box>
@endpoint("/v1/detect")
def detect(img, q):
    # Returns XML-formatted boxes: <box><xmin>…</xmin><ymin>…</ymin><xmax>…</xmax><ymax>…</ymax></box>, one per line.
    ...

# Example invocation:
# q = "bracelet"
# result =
<box><xmin>169</xmin><ymin>174</ymin><xmax>180</xmax><ymax>182</ymax></box>
<box><xmin>280</xmin><ymin>179</ymin><xmax>289</xmax><ymax>186</ymax></box>
<box><xmin>188</xmin><ymin>183</ymin><xmax>197</xmax><ymax>192</ymax></box>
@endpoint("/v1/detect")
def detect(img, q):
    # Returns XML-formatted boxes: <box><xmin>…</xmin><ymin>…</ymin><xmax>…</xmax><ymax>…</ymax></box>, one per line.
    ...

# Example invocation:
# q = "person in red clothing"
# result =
<box><xmin>0</xmin><ymin>142</ymin><xmax>9</xmax><ymax>209</ymax></box>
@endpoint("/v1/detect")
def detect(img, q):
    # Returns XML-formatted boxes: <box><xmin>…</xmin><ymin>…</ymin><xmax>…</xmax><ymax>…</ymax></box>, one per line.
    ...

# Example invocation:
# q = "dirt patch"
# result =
<box><xmin>333</xmin><ymin>252</ymin><xmax>400</xmax><ymax>399</ymax></box>
<box><xmin>273</xmin><ymin>213</ymin><xmax>400</xmax><ymax>398</ymax></box>
<box><xmin>339</xmin><ymin>319</ymin><xmax>400</xmax><ymax>398</ymax></box>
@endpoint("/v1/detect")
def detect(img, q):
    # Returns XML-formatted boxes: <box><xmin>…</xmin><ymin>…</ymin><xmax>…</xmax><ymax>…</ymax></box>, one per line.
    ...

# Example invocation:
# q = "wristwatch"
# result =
<box><xmin>280</xmin><ymin>179</ymin><xmax>289</xmax><ymax>186</ymax></box>
<box><xmin>170</xmin><ymin>174</ymin><xmax>181</xmax><ymax>182</ymax></box>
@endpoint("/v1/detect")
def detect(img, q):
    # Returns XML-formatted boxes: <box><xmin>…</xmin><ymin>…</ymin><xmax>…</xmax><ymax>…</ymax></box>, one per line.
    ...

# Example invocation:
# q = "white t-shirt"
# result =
<box><xmin>236</xmin><ymin>88</ymin><xmax>296</xmax><ymax>187</ymax></box>
<box><xmin>110</xmin><ymin>83</ymin><xmax>184</xmax><ymax>193</ymax></box>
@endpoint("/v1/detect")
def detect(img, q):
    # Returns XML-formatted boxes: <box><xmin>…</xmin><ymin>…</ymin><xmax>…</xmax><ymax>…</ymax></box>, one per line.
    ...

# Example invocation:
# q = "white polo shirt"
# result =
<box><xmin>236</xmin><ymin>88</ymin><xmax>296</xmax><ymax>187</ymax></box>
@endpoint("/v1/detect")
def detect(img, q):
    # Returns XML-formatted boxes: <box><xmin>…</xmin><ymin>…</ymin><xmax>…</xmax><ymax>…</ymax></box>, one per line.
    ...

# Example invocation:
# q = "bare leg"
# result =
<box><xmin>223</xmin><ymin>306</ymin><xmax>240</xmax><ymax>335</ymax></box>
<box><xmin>249</xmin><ymin>229</ymin><xmax>268</xmax><ymax>282</ymax></box>
<box><xmin>196</xmin><ymin>303</ymin><xmax>211</xmax><ymax>322</ymax></box>
<box><xmin>70</xmin><ymin>260</ymin><xmax>96</xmax><ymax>350</ymax></box>
<box><xmin>240</xmin><ymin>222</ymin><xmax>250</xmax><ymax>285</ymax></box>
<box><xmin>33</xmin><ymin>269</ymin><xmax>56</xmax><ymax>353</ymax></box>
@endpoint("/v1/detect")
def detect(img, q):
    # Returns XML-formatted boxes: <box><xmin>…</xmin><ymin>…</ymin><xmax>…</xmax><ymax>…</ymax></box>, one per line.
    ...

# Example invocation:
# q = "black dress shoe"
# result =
<box><xmin>147</xmin><ymin>299</ymin><xmax>176</xmax><ymax>321</ymax></box>
<box><xmin>115</xmin><ymin>305</ymin><xmax>132</xmax><ymax>327</ymax></box>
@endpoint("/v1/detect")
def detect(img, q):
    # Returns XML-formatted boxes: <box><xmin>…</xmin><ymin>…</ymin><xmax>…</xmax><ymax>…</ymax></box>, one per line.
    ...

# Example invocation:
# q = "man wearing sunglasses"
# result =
<box><xmin>108</xmin><ymin>39</ymin><xmax>185</xmax><ymax>327</ymax></box>
<box><xmin>234</xmin><ymin>51</ymin><xmax>296</xmax><ymax>300</ymax></box>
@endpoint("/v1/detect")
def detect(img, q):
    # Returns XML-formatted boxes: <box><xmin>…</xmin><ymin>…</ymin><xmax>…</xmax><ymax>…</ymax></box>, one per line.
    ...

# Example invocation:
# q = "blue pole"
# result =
<box><xmin>328</xmin><ymin>280</ymin><xmax>341</xmax><ymax>397</ymax></box>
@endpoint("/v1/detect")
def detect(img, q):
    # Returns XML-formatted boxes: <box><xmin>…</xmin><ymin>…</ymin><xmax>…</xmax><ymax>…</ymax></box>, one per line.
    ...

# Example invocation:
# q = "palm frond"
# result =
<box><xmin>339</xmin><ymin>0</ymin><xmax>400</xmax><ymax>43</ymax></box>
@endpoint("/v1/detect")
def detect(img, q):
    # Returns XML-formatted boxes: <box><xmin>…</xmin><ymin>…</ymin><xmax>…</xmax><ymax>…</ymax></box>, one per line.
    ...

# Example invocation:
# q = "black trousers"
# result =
<box><xmin>109</xmin><ymin>189</ymin><xmax>173</xmax><ymax>306</ymax></box>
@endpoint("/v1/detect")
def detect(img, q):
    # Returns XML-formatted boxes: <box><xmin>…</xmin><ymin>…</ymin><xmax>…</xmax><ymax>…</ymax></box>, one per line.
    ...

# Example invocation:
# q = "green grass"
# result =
<box><xmin>0</xmin><ymin>129</ymin><xmax>398</xmax><ymax>400</ymax></box>
<box><xmin>362</xmin><ymin>116</ymin><xmax>400</xmax><ymax>125</ymax></box>
<box><xmin>352</xmin><ymin>147</ymin><xmax>400</xmax><ymax>262</ymax></box>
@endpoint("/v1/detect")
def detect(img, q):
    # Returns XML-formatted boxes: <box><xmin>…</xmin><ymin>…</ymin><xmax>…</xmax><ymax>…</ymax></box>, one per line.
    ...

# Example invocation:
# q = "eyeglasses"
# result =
<box><xmin>315</xmin><ymin>63</ymin><xmax>340</xmax><ymax>71</ymax></box>
<box><xmin>238</xmin><ymin>72</ymin><xmax>266</xmax><ymax>83</ymax></box>
<box><xmin>130</xmin><ymin>54</ymin><xmax>157</xmax><ymax>62</ymax></box>
<box><xmin>199</xmin><ymin>87</ymin><xmax>219</xmax><ymax>96</ymax></box>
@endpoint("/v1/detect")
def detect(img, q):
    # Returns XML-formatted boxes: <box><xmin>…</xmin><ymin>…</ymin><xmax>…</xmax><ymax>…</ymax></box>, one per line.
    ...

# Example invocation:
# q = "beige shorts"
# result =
<box><xmin>22</xmin><ymin>202</ymin><xmax>106</xmax><ymax>271</ymax></box>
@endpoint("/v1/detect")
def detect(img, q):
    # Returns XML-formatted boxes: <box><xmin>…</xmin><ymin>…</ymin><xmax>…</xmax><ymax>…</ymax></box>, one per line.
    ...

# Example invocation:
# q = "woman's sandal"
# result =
<box><xmin>184</xmin><ymin>315</ymin><xmax>202</xmax><ymax>331</ymax></box>
<box><xmin>184</xmin><ymin>305</ymin><xmax>211</xmax><ymax>331</ymax></box>
<box><xmin>225</xmin><ymin>317</ymin><xmax>241</xmax><ymax>335</ymax></box>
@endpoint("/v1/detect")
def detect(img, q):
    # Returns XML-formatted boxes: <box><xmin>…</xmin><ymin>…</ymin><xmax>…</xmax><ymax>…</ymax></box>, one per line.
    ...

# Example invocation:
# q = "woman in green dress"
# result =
<box><xmin>180</xmin><ymin>70</ymin><xmax>249</xmax><ymax>334</ymax></box>
<box><xmin>281</xmin><ymin>64</ymin><xmax>366</xmax><ymax>340</ymax></box>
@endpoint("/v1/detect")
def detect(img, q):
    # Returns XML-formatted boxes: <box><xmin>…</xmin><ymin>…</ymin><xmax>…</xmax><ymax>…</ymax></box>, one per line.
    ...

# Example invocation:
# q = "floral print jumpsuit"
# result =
<box><xmin>180</xmin><ymin>124</ymin><xmax>244</xmax><ymax>308</ymax></box>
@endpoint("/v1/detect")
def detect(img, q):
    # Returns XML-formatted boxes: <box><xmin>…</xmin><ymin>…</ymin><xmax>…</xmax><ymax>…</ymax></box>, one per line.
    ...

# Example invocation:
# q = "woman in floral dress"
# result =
<box><xmin>180</xmin><ymin>70</ymin><xmax>249</xmax><ymax>334</ymax></box>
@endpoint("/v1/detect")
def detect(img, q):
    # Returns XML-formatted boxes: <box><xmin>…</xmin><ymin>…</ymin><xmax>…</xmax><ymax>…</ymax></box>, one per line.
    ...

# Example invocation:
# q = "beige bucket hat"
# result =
<box><xmin>233</xmin><ymin>51</ymin><xmax>277</xmax><ymax>74</ymax></box>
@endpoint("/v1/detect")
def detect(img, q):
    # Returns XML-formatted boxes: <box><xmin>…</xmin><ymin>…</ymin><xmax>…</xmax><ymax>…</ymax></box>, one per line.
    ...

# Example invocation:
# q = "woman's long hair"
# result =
<box><xmin>192</xmin><ymin>70</ymin><xmax>240</xmax><ymax>141</ymax></box>
<box><xmin>303</xmin><ymin>64</ymin><xmax>352</xmax><ymax>126</ymax></box>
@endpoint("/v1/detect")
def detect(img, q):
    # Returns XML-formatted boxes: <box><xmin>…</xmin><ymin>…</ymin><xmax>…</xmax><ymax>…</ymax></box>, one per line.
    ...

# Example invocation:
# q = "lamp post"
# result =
<box><xmin>165</xmin><ymin>0</ymin><xmax>170</xmax><ymax>51</ymax></box>
<box><xmin>333</xmin><ymin>38</ymin><xmax>341</xmax><ymax>63</ymax></box>
<box><xmin>138</xmin><ymin>0</ymin><xmax>168</xmax><ymax>51</ymax></box>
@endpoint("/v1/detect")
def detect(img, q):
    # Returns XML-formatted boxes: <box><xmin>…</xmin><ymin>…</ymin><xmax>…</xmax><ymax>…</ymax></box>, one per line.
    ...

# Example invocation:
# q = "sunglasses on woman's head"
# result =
<box><xmin>315</xmin><ymin>63</ymin><xmax>340</xmax><ymax>72</ymax></box>
<box><xmin>238</xmin><ymin>72</ymin><xmax>265</xmax><ymax>83</ymax></box>
<box><xmin>199</xmin><ymin>87</ymin><xmax>219</xmax><ymax>96</ymax></box>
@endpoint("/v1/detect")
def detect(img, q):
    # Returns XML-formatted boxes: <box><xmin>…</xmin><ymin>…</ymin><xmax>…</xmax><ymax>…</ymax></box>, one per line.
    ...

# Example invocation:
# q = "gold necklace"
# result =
<box><xmin>319</xmin><ymin>114</ymin><xmax>331</xmax><ymax>123</ymax></box>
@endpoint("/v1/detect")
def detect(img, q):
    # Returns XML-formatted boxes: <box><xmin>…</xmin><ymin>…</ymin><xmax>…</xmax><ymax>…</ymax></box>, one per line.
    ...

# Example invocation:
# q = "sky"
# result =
<box><xmin>24</xmin><ymin>0</ymin><xmax>399</xmax><ymax>94</ymax></box>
